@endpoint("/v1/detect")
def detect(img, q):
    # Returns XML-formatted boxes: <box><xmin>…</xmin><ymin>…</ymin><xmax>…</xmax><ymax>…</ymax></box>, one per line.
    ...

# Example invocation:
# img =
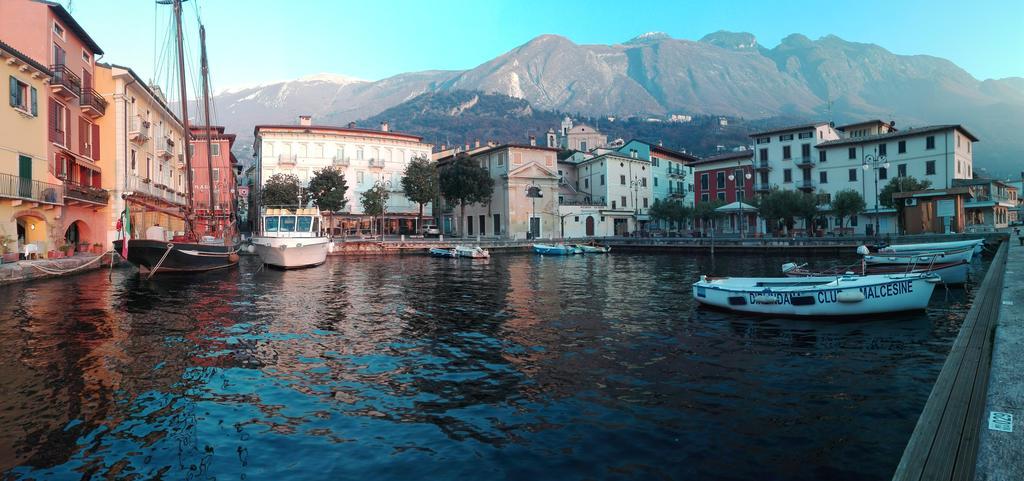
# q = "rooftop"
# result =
<box><xmin>254</xmin><ymin>124</ymin><xmax>425</xmax><ymax>142</ymax></box>
<box><xmin>749</xmin><ymin>122</ymin><xmax>829</xmax><ymax>138</ymax></box>
<box><xmin>37</xmin><ymin>0</ymin><xmax>103</xmax><ymax>55</ymax></box>
<box><xmin>689</xmin><ymin>150</ymin><xmax>753</xmax><ymax>166</ymax></box>
<box><xmin>816</xmin><ymin>124</ymin><xmax>979</xmax><ymax>147</ymax></box>
<box><xmin>0</xmin><ymin>40</ymin><xmax>52</xmax><ymax>77</ymax></box>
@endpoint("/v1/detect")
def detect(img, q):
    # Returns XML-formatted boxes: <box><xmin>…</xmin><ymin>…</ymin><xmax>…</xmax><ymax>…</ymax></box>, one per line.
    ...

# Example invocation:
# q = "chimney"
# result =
<box><xmin>529</xmin><ymin>135</ymin><xmax>536</xmax><ymax>146</ymax></box>
<box><xmin>299</xmin><ymin>115</ymin><xmax>312</xmax><ymax>126</ymax></box>
<box><xmin>347</xmin><ymin>121</ymin><xmax>356</xmax><ymax>129</ymax></box>
<box><xmin>380</xmin><ymin>121</ymin><xmax>389</xmax><ymax>132</ymax></box>
<box><xmin>474</xmin><ymin>139</ymin><xmax>480</xmax><ymax>149</ymax></box>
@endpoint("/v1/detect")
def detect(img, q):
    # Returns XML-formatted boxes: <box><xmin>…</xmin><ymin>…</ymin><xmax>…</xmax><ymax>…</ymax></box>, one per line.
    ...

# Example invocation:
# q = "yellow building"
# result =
<box><xmin>1</xmin><ymin>41</ymin><xmax>64</xmax><ymax>259</ymax></box>
<box><xmin>94</xmin><ymin>63</ymin><xmax>188</xmax><ymax>246</ymax></box>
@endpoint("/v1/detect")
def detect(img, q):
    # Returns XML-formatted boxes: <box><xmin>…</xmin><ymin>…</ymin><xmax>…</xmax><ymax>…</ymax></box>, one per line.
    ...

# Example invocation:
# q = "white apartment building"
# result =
<box><xmin>558</xmin><ymin>151</ymin><xmax>653</xmax><ymax>237</ymax></box>
<box><xmin>751</xmin><ymin>120</ymin><xmax>977</xmax><ymax>235</ymax></box>
<box><xmin>254</xmin><ymin>117</ymin><xmax>433</xmax><ymax>235</ymax></box>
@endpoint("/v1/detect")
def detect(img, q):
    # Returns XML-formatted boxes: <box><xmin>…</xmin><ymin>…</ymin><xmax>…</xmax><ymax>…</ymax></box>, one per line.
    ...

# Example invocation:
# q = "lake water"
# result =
<box><xmin>0</xmin><ymin>253</ymin><xmax>986</xmax><ymax>480</ymax></box>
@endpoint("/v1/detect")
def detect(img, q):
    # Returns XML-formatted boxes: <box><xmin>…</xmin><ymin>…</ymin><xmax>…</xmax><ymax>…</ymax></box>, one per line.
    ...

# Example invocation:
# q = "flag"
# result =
<box><xmin>121</xmin><ymin>204</ymin><xmax>131</xmax><ymax>258</ymax></box>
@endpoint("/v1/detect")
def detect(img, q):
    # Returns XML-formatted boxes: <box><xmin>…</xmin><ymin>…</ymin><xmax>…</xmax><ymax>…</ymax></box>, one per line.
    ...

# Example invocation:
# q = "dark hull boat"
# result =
<box><xmin>114</xmin><ymin>239</ymin><xmax>238</xmax><ymax>274</ymax></box>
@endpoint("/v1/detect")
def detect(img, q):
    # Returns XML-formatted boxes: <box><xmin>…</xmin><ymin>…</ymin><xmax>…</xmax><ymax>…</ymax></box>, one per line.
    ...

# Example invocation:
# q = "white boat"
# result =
<box><xmin>878</xmin><ymin>239</ymin><xmax>983</xmax><ymax>255</ymax></box>
<box><xmin>578</xmin><ymin>244</ymin><xmax>611</xmax><ymax>254</ymax></box>
<box><xmin>455</xmin><ymin>245</ymin><xmax>490</xmax><ymax>258</ymax></box>
<box><xmin>863</xmin><ymin>245</ymin><xmax>975</xmax><ymax>265</ymax></box>
<box><xmin>693</xmin><ymin>272</ymin><xmax>940</xmax><ymax>316</ymax></box>
<box><xmin>251</xmin><ymin>207</ymin><xmax>330</xmax><ymax>269</ymax></box>
<box><xmin>533</xmin><ymin>243</ymin><xmax>582</xmax><ymax>255</ymax></box>
<box><xmin>782</xmin><ymin>260</ymin><xmax>969</xmax><ymax>285</ymax></box>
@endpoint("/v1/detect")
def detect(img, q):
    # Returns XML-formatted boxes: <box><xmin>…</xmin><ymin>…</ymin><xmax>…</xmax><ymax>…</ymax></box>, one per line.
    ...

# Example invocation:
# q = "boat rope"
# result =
<box><xmin>148</xmin><ymin>243</ymin><xmax>175</xmax><ymax>280</ymax></box>
<box><xmin>27</xmin><ymin>251</ymin><xmax>113</xmax><ymax>276</ymax></box>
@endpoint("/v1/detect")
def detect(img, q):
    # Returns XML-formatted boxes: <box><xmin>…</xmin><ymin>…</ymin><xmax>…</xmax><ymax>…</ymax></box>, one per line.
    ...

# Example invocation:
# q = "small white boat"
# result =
<box><xmin>251</xmin><ymin>207</ymin><xmax>329</xmax><ymax>269</ymax></box>
<box><xmin>862</xmin><ymin>245</ymin><xmax>974</xmax><ymax>265</ymax></box>
<box><xmin>533</xmin><ymin>243</ymin><xmax>581</xmax><ymax>255</ymax></box>
<box><xmin>782</xmin><ymin>260</ymin><xmax>969</xmax><ymax>285</ymax></box>
<box><xmin>578</xmin><ymin>244</ymin><xmax>611</xmax><ymax>254</ymax></box>
<box><xmin>693</xmin><ymin>272</ymin><xmax>941</xmax><ymax>316</ymax></box>
<box><xmin>455</xmin><ymin>245</ymin><xmax>489</xmax><ymax>258</ymax></box>
<box><xmin>878</xmin><ymin>239</ymin><xmax>983</xmax><ymax>255</ymax></box>
<box><xmin>429</xmin><ymin>247</ymin><xmax>457</xmax><ymax>258</ymax></box>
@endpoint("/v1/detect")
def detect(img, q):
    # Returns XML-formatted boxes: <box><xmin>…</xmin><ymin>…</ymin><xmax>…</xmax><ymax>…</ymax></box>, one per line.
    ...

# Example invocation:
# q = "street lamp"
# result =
<box><xmin>728</xmin><ymin>163</ymin><xmax>753</xmax><ymax>238</ymax></box>
<box><xmin>374</xmin><ymin>178</ymin><xmax>392</xmax><ymax>241</ymax></box>
<box><xmin>862</xmin><ymin>153</ymin><xmax>890</xmax><ymax>237</ymax></box>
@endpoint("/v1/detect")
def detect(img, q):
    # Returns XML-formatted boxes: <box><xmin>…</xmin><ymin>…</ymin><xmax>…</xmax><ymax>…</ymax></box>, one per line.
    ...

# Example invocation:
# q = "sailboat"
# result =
<box><xmin>113</xmin><ymin>0</ymin><xmax>238</xmax><ymax>275</ymax></box>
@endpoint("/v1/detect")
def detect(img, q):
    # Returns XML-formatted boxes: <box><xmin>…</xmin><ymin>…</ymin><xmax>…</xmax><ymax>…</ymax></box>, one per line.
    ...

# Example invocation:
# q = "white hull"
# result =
<box><xmin>881</xmin><ymin>239</ymin><xmax>983</xmax><ymax>254</ymax></box>
<box><xmin>864</xmin><ymin>246</ymin><xmax>974</xmax><ymax>265</ymax></box>
<box><xmin>693</xmin><ymin>273</ymin><xmax>940</xmax><ymax>316</ymax></box>
<box><xmin>252</xmin><ymin>236</ymin><xmax>329</xmax><ymax>269</ymax></box>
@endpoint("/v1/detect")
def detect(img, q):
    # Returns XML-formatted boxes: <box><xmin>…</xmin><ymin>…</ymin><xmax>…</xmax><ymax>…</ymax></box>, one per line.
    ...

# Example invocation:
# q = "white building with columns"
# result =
<box><xmin>253</xmin><ymin>116</ymin><xmax>433</xmax><ymax>235</ymax></box>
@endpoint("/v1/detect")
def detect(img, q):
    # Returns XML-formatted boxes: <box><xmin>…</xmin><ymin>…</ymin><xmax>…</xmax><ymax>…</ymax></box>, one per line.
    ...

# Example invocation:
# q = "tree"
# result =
<box><xmin>756</xmin><ymin>189</ymin><xmax>803</xmax><ymax>236</ymax></box>
<box><xmin>401</xmin><ymin>156</ymin><xmax>438</xmax><ymax>232</ymax></box>
<box><xmin>793</xmin><ymin>192</ymin><xmax>823</xmax><ymax>235</ymax></box>
<box><xmin>879</xmin><ymin>176</ymin><xmax>932</xmax><ymax>234</ymax></box>
<box><xmin>439</xmin><ymin>156</ymin><xmax>494</xmax><ymax>237</ymax></box>
<box><xmin>360</xmin><ymin>184</ymin><xmax>389</xmax><ymax>235</ymax></box>
<box><xmin>831</xmin><ymin>189</ymin><xmax>866</xmax><ymax>232</ymax></box>
<box><xmin>307</xmin><ymin>167</ymin><xmax>348</xmax><ymax>236</ymax></box>
<box><xmin>694</xmin><ymin>200</ymin><xmax>726</xmax><ymax>235</ymax></box>
<box><xmin>649</xmin><ymin>199</ymin><xmax>671</xmax><ymax>229</ymax></box>
<box><xmin>262</xmin><ymin>173</ymin><xmax>304</xmax><ymax>207</ymax></box>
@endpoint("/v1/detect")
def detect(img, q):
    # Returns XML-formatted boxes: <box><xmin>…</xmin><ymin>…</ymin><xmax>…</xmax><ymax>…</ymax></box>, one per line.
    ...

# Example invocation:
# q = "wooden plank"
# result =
<box><xmin>893</xmin><ymin>241</ymin><xmax>1008</xmax><ymax>481</ymax></box>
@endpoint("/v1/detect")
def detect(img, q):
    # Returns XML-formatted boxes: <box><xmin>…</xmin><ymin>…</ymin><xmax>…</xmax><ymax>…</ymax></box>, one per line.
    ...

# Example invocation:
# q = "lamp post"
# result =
<box><xmin>374</xmin><ymin>178</ymin><xmax>392</xmax><ymax>241</ymax></box>
<box><xmin>727</xmin><ymin>162</ymin><xmax>753</xmax><ymax>238</ymax></box>
<box><xmin>862</xmin><ymin>153</ymin><xmax>889</xmax><ymax>238</ymax></box>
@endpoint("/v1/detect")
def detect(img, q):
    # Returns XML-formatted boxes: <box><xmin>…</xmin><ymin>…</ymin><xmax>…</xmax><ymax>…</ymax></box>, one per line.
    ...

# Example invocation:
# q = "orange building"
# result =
<box><xmin>0</xmin><ymin>0</ymin><xmax>109</xmax><ymax>251</ymax></box>
<box><xmin>189</xmin><ymin>126</ymin><xmax>238</xmax><ymax>237</ymax></box>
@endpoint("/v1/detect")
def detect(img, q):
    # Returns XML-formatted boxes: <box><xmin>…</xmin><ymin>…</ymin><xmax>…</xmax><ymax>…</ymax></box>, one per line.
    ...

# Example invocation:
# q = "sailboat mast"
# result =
<box><xmin>173</xmin><ymin>0</ymin><xmax>196</xmax><ymax>238</ymax></box>
<box><xmin>199</xmin><ymin>25</ymin><xmax>217</xmax><ymax>237</ymax></box>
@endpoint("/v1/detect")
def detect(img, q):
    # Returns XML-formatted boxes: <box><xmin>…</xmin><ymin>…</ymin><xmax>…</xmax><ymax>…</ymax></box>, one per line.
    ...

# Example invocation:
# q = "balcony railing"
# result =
<box><xmin>755</xmin><ymin>159</ymin><xmax>771</xmax><ymax>170</ymax></box>
<box><xmin>64</xmin><ymin>181</ymin><xmax>108</xmax><ymax>205</ymax></box>
<box><xmin>796</xmin><ymin>156</ymin><xmax>814</xmax><ymax>168</ymax></box>
<box><xmin>278</xmin><ymin>154</ymin><xmax>297</xmax><ymax>165</ymax></box>
<box><xmin>129</xmin><ymin>116</ymin><xmax>150</xmax><ymax>143</ymax></box>
<box><xmin>754</xmin><ymin>183</ymin><xmax>771</xmax><ymax>192</ymax></box>
<box><xmin>156</xmin><ymin>135</ymin><xmax>174</xmax><ymax>158</ymax></box>
<box><xmin>0</xmin><ymin>173</ymin><xmax>64</xmax><ymax>205</ymax></box>
<box><xmin>124</xmin><ymin>175</ymin><xmax>186</xmax><ymax>206</ymax></box>
<box><xmin>367</xmin><ymin>158</ymin><xmax>384</xmax><ymax>169</ymax></box>
<box><xmin>668</xmin><ymin>187</ymin><xmax>687</xmax><ymax>197</ymax></box>
<box><xmin>667</xmin><ymin>166</ymin><xmax>686</xmax><ymax>178</ymax></box>
<box><xmin>80</xmin><ymin>88</ymin><xmax>107</xmax><ymax>117</ymax></box>
<box><xmin>49</xmin><ymin>64</ymin><xmax>81</xmax><ymax>99</ymax></box>
<box><xmin>797</xmin><ymin>179</ymin><xmax>815</xmax><ymax>190</ymax></box>
<box><xmin>332</xmin><ymin>156</ymin><xmax>350</xmax><ymax>166</ymax></box>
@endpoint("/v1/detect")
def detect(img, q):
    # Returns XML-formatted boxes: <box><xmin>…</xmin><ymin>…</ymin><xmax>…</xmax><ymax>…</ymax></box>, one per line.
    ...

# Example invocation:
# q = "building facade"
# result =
<box><xmin>1</xmin><ymin>41</ymin><xmax>63</xmax><ymax>258</ymax></box>
<box><xmin>190</xmin><ymin>126</ymin><xmax>237</xmax><ymax>238</ymax></box>
<box><xmin>557</xmin><ymin>151</ymin><xmax>653</xmax><ymax>237</ymax></box>
<box><xmin>1</xmin><ymin>0</ymin><xmax>109</xmax><ymax>251</ymax></box>
<box><xmin>954</xmin><ymin>178</ymin><xmax>1017</xmax><ymax>231</ymax></box>
<box><xmin>94</xmin><ymin>63</ymin><xmax>188</xmax><ymax>246</ymax></box>
<box><xmin>254</xmin><ymin>116</ymin><xmax>433</xmax><ymax>235</ymax></box>
<box><xmin>617</xmin><ymin>140</ymin><xmax>698</xmax><ymax>209</ymax></box>
<box><xmin>546</xmin><ymin>116</ymin><xmax>607</xmax><ymax>152</ymax></box>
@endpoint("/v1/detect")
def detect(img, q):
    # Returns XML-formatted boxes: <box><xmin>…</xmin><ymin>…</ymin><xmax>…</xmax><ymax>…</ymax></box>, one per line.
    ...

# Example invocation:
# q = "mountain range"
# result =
<box><xmin>212</xmin><ymin>31</ymin><xmax>1024</xmax><ymax>176</ymax></box>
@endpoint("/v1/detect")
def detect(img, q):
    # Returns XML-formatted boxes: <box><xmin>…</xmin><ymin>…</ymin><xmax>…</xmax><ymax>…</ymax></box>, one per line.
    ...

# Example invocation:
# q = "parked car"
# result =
<box><xmin>422</xmin><ymin>225</ymin><xmax>441</xmax><ymax>237</ymax></box>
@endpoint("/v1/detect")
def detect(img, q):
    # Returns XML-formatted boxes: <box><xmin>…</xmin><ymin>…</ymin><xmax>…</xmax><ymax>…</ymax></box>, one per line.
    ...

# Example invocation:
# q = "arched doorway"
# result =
<box><xmin>64</xmin><ymin>220</ymin><xmax>89</xmax><ymax>252</ymax></box>
<box><xmin>585</xmin><ymin>216</ymin><xmax>595</xmax><ymax>236</ymax></box>
<box><xmin>15</xmin><ymin>214</ymin><xmax>48</xmax><ymax>257</ymax></box>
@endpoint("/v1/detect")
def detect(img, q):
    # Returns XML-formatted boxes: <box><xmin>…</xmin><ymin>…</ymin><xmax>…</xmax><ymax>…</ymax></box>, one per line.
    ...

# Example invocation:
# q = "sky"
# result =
<box><xmin>60</xmin><ymin>0</ymin><xmax>1024</xmax><ymax>93</ymax></box>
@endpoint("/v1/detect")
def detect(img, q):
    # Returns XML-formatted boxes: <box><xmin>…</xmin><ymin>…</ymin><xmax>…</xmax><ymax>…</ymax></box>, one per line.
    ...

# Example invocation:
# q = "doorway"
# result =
<box><xmin>585</xmin><ymin>216</ymin><xmax>595</xmax><ymax>236</ymax></box>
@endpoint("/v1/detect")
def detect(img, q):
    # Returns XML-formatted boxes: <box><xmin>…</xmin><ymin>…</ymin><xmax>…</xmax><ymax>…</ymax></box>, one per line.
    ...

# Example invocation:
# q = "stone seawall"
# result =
<box><xmin>0</xmin><ymin>253</ymin><xmax>113</xmax><ymax>286</ymax></box>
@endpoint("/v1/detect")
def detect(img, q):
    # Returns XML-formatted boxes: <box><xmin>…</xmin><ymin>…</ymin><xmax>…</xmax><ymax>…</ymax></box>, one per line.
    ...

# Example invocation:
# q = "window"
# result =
<box><xmin>641</xmin><ymin>177</ymin><xmax>647</xmax><ymax>187</ymax></box>
<box><xmin>879</xmin><ymin>167</ymin><xmax>888</xmax><ymax>180</ymax></box>
<box><xmin>620</xmin><ymin>175</ymin><xmax>626</xmax><ymax>185</ymax></box>
<box><xmin>479</xmin><ymin>215</ymin><xmax>486</xmax><ymax>236</ymax></box>
<box><xmin>783</xmin><ymin>169</ymin><xmax>792</xmax><ymax>183</ymax></box>
<box><xmin>611</xmin><ymin>200</ymin><xmax>617</xmax><ymax>209</ymax></box>
<box><xmin>819</xmin><ymin>171</ymin><xmax>828</xmax><ymax>184</ymax></box>
<box><xmin>819</xmin><ymin>150</ymin><xmax>826</xmax><ymax>163</ymax></box>
<box><xmin>801</xmin><ymin>144</ymin><xmax>810</xmax><ymax>159</ymax></box>
<box><xmin>212</xmin><ymin>168</ymin><xmax>220</xmax><ymax>182</ymax></box>
<box><xmin>264</xmin><ymin>216</ymin><xmax>279</xmax><ymax>232</ymax></box>
<box><xmin>653</xmin><ymin>177</ymin><xmax>658</xmax><ymax>187</ymax></box>
<box><xmin>130</xmin><ymin>149</ymin><xmax>137</xmax><ymax>174</ymax></box>
<box><xmin>357</xmin><ymin>171</ymin><xmax>364</xmax><ymax>183</ymax></box>
<box><xmin>574</xmin><ymin>216</ymin><xmax>579</xmax><ymax>222</ymax></box>
<box><xmin>497</xmin><ymin>153</ymin><xmax>504</xmax><ymax>166</ymax></box>
<box><xmin>580</xmin><ymin>141</ymin><xmax>588</xmax><ymax>151</ymax></box>
<box><xmin>701</xmin><ymin>193</ymin><xmax>709</xmax><ymax>202</ymax></box>
<box><xmin>297</xmin><ymin>216</ymin><xmax>313</xmax><ymax>232</ymax></box>
<box><xmin>211</xmin><ymin>143</ymin><xmax>221</xmax><ymax>156</ymax></box>
<box><xmin>584</xmin><ymin>178</ymin><xmax>589</xmax><ymax>189</ymax></box>
<box><xmin>759</xmin><ymin>148</ymin><xmax>768</xmax><ymax>161</ymax></box>
<box><xmin>734</xmin><ymin>169</ymin><xmax>745</xmax><ymax>187</ymax></box>
<box><xmin>52</xmin><ymin>43</ymin><xmax>65</xmax><ymax>66</ymax></box>
<box><xmin>717</xmin><ymin>192</ymin><xmax>726</xmax><ymax>201</ymax></box>
<box><xmin>898</xmin><ymin>140</ymin><xmax>906</xmax><ymax>154</ymax></box>
<box><xmin>850</xmin><ymin>215</ymin><xmax>858</xmax><ymax>227</ymax></box>
<box><xmin>356</xmin><ymin>148</ymin><xmax>364</xmax><ymax>160</ymax></box>
<box><xmin>926</xmin><ymin>136</ymin><xmax>935</xmax><ymax>150</ymax></box>
<box><xmin>643</xmin><ymin>198</ymin><xmax>648</xmax><ymax>208</ymax></box>
<box><xmin>783</xmin><ymin>145</ymin><xmax>791</xmax><ymax>159</ymax></box>
<box><xmin>849</xmin><ymin>168</ymin><xmax>857</xmax><ymax>182</ymax></box>
<box><xmin>898</xmin><ymin>164</ymin><xmax>907</xmax><ymax>177</ymax></box>
<box><xmin>466</xmin><ymin>215</ymin><xmax>473</xmax><ymax>236</ymax></box>
<box><xmin>780</xmin><ymin>134</ymin><xmax>794</xmax><ymax>141</ymax></box>
<box><xmin>700</xmin><ymin>173</ymin><xmax>709</xmax><ymax>190</ymax></box>
<box><xmin>798</xmin><ymin>132</ymin><xmax>813</xmax><ymax>139</ymax></box>
<box><xmin>756</xmin><ymin>137</ymin><xmax>769</xmax><ymax>144</ymax></box>
<box><xmin>600</xmin><ymin>174</ymin><xmax>605</xmax><ymax>186</ymax></box>
<box><xmin>8</xmin><ymin>77</ymin><xmax>38</xmax><ymax>116</ymax></box>
<box><xmin>280</xmin><ymin>216</ymin><xmax>296</xmax><ymax>232</ymax></box>
<box><xmin>189</xmin><ymin>144</ymin><xmax>195</xmax><ymax>156</ymax></box>
<box><xmin>82</xmin><ymin>49</ymin><xmax>90</xmax><ymax>64</ymax></box>
<box><xmin>878</xmin><ymin>143</ymin><xmax>887</xmax><ymax>156</ymax></box>
<box><xmin>716</xmin><ymin>172</ymin><xmax>725</xmax><ymax>189</ymax></box>
<box><xmin>848</xmin><ymin>147</ymin><xmax>856</xmax><ymax>160</ymax></box>
<box><xmin>493</xmin><ymin>214</ymin><xmax>500</xmax><ymax>235</ymax></box>
<box><xmin>53</xmin><ymin>22</ymin><xmax>65</xmax><ymax>39</ymax></box>
<box><xmin>926</xmin><ymin>160</ymin><xmax>936</xmax><ymax>175</ymax></box>
<box><xmin>621</xmin><ymin>196</ymin><xmax>627</xmax><ymax>207</ymax></box>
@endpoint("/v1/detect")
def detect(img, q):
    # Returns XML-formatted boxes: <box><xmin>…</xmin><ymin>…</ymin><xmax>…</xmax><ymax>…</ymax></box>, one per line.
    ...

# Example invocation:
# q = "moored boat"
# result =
<box><xmin>862</xmin><ymin>245</ymin><xmax>974</xmax><ymax>265</ymax></box>
<box><xmin>533</xmin><ymin>243</ymin><xmax>581</xmax><ymax>255</ymax></box>
<box><xmin>455</xmin><ymin>245</ymin><xmax>490</xmax><ymax>258</ymax></box>
<box><xmin>692</xmin><ymin>272</ymin><xmax>941</xmax><ymax>316</ymax></box>
<box><xmin>114</xmin><ymin>238</ymin><xmax>239</xmax><ymax>274</ymax></box>
<box><xmin>782</xmin><ymin>259</ymin><xmax>969</xmax><ymax>285</ymax></box>
<box><xmin>578</xmin><ymin>244</ymin><xmax>611</xmax><ymax>254</ymax></box>
<box><xmin>877</xmin><ymin>238</ymin><xmax>984</xmax><ymax>255</ymax></box>
<box><xmin>429</xmin><ymin>247</ymin><xmax>457</xmax><ymax>258</ymax></box>
<box><xmin>251</xmin><ymin>207</ymin><xmax>329</xmax><ymax>269</ymax></box>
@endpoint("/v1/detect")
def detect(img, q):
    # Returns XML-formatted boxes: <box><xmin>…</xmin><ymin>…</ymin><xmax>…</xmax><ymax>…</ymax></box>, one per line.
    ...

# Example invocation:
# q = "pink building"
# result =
<box><xmin>189</xmin><ymin>126</ymin><xmax>237</xmax><ymax>237</ymax></box>
<box><xmin>0</xmin><ymin>0</ymin><xmax>109</xmax><ymax>250</ymax></box>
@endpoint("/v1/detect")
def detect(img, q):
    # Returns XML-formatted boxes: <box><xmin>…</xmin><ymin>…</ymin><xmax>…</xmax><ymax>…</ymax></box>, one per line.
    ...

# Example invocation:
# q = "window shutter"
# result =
<box><xmin>92</xmin><ymin>123</ymin><xmax>100</xmax><ymax>161</ymax></box>
<box><xmin>30</xmin><ymin>87</ymin><xmax>37</xmax><ymax>116</ymax></box>
<box><xmin>9</xmin><ymin>76</ymin><xmax>16</xmax><ymax>107</ymax></box>
<box><xmin>48</xmin><ymin>99</ymin><xmax>58</xmax><ymax>142</ymax></box>
<box><xmin>79</xmin><ymin>117</ymin><xmax>88</xmax><ymax>155</ymax></box>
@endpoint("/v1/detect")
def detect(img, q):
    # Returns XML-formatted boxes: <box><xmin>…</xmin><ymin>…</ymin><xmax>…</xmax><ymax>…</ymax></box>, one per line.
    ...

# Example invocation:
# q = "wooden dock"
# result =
<box><xmin>892</xmin><ymin>241</ymin><xmax>1009</xmax><ymax>481</ymax></box>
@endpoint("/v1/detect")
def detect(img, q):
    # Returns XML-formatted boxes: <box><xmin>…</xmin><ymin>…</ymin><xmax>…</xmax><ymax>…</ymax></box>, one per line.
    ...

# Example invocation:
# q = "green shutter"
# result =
<box><xmin>30</xmin><ymin>86</ymin><xmax>37</xmax><ymax>116</ymax></box>
<box><xmin>8</xmin><ymin>76</ymin><xmax>16</xmax><ymax>107</ymax></box>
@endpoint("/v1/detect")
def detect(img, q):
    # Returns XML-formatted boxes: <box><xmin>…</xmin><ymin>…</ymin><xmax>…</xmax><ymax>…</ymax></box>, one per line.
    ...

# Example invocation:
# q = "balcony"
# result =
<box><xmin>278</xmin><ymin>154</ymin><xmax>297</xmax><ymax>166</ymax></box>
<box><xmin>755</xmin><ymin>159</ymin><xmax>771</xmax><ymax>171</ymax></box>
<box><xmin>667</xmin><ymin>166</ymin><xmax>685</xmax><ymax>178</ymax></box>
<box><xmin>367</xmin><ymin>158</ymin><xmax>384</xmax><ymax>169</ymax></box>
<box><xmin>156</xmin><ymin>136</ymin><xmax>174</xmax><ymax>159</ymax></box>
<box><xmin>796</xmin><ymin>156</ymin><xmax>814</xmax><ymax>169</ymax></box>
<box><xmin>129</xmin><ymin>116</ymin><xmax>150</xmax><ymax>143</ymax></box>
<box><xmin>797</xmin><ymin>179</ymin><xmax>815</xmax><ymax>191</ymax></box>
<box><xmin>64</xmin><ymin>181</ymin><xmax>108</xmax><ymax>206</ymax></box>
<box><xmin>667</xmin><ymin>187</ymin><xmax>687</xmax><ymax>198</ymax></box>
<box><xmin>80</xmin><ymin>88</ymin><xmax>107</xmax><ymax>118</ymax></box>
<box><xmin>0</xmin><ymin>173</ymin><xmax>63</xmax><ymax>205</ymax></box>
<box><xmin>754</xmin><ymin>182</ymin><xmax>771</xmax><ymax>193</ymax></box>
<box><xmin>49</xmin><ymin>64</ymin><xmax>81</xmax><ymax>99</ymax></box>
<box><xmin>332</xmin><ymin>156</ymin><xmax>350</xmax><ymax>167</ymax></box>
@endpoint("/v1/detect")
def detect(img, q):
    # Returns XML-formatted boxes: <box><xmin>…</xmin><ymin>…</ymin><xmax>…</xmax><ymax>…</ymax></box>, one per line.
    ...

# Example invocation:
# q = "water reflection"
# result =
<box><xmin>0</xmin><ymin>253</ymin><xmax>983</xmax><ymax>480</ymax></box>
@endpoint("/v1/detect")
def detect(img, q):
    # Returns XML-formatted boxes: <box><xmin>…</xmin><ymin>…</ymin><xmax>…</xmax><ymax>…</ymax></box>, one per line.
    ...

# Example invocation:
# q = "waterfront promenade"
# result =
<box><xmin>0</xmin><ymin>253</ymin><xmax>111</xmax><ymax>286</ymax></box>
